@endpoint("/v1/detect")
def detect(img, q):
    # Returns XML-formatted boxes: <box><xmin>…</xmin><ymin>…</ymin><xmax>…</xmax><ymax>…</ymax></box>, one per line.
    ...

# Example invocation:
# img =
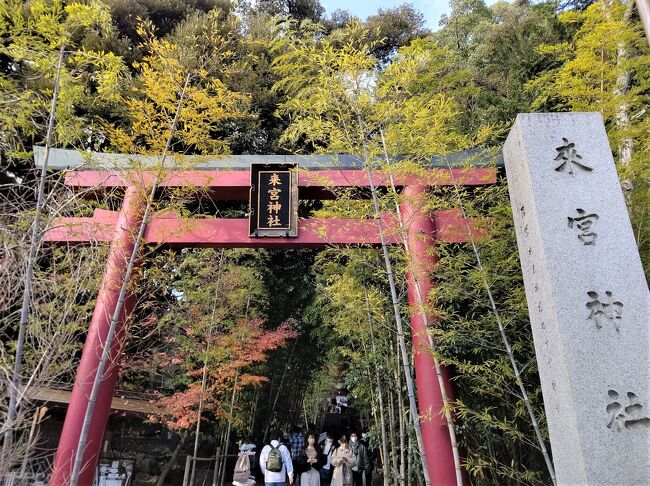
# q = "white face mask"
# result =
<box><xmin>350</xmin><ymin>437</ymin><xmax>357</xmax><ymax>443</ymax></box>
<box><xmin>326</xmin><ymin>439</ymin><xmax>333</xmax><ymax>444</ymax></box>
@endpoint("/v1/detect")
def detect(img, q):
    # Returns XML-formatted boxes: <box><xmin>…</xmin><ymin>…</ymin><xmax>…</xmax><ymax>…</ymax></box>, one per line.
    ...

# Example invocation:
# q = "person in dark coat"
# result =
<box><xmin>348</xmin><ymin>432</ymin><xmax>369</xmax><ymax>486</ymax></box>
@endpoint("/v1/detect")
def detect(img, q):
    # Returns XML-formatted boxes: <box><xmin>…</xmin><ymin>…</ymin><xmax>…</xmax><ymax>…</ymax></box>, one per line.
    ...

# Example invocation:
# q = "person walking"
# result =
<box><xmin>233</xmin><ymin>437</ymin><xmax>258</xmax><ymax>486</ymax></box>
<box><xmin>289</xmin><ymin>427</ymin><xmax>305</xmax><ymax>485</ymax></box>
<box><xmin>299</xmin><ymin>431</ymin><xmax>322</xmax><ymax>486</ymax></box>
<box><xmin>260</xmin><ymin>430</ymin><xmax>295</xmax><ymax>486</ymax></box>
<box><xmin>331</xmin><ymin>434</ymin><xmax>355</xmax><ymax>486</ymax></box>
<box><xmin>349</xmin><ymin>432</ymin><xmax>369</xmax><ymax>486</ymax></box>
<box><xmin>319</xmin><ymin>432</ymin><xmax>335</xmax><ymax>486</ymax></box>
<box><xmin>360</xmin><ymin>433</ymin><xmax>375</xmax><ymax>486</ymax></box>
<box><xmin>289</xmin><ymin>427</ymin><xmax>305</xmax><ymax>461</ymax></box>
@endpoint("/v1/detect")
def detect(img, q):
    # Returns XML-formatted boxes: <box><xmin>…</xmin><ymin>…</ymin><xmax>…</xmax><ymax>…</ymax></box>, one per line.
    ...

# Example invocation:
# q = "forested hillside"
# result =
<box><xmin>1</xmin><ymin>0</ymin><xmax>648</xmax><ymax>484</ymax></box>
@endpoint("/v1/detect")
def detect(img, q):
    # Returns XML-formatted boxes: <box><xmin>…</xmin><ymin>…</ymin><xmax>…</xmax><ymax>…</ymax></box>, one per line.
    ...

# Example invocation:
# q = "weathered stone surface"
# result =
<box><xmin>503</xmin><ymin>113</ymin><xmax>650</xmax><ymax>485</ymax></box>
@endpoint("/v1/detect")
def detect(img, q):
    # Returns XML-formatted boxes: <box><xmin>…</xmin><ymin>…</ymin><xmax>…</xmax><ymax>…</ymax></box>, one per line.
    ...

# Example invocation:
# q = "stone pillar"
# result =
<box><xmin>50</xmin><ymin>185</ymin><xmax>145</xmax><ymax>486</ymax></box>
<box><xmin>401</xmin><ymin>185</ymin><xmax>457</xmax><ymax>485</ymax></box>
<box><xmin>503</xmin><ymin>113</ymin><xmax>649</xmax><ymax>485</ymax></box>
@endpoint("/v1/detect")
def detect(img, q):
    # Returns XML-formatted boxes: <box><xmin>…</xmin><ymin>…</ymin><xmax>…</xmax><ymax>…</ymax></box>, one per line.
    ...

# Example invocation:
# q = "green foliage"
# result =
<box><xmin>363</xmin><ymin>3</ymin><xmax>430</xmax><ymax>63</ymax></box>
<box><xmin>102</xmin><ymin>0</ymin><xmax>230</xmax><ymax>45</ymax></box>
<box><xmin>430</xmin><ymin>183</ymin><xmax>551</xmax><ymax>485</ymax></box>
<box><xmin>0</xmin><ymin>0</ymin><xmax>126</xmax><ymax>169</ymax></box>
<box><xmin>102</xmin><ymin>21</ymin><xmax>249</xmax><ymax>157</ymax></box>
<box><xmin>433</xmin><ymin>0</ymin><xmax>563</xmax><ymax>134</ymax></box>
<box><xmin>256</xmin><ymin>0</ymin><xmax>325</xmax><ymax>23</ymax></box>
<box><xmin>437</xmin><ymin>0</ymin><xmax>492</xmax><ymax>60</ymax></box>
<box><xmin>527</xmin><ymin>0</ymin><xmax>650</xmax><ymax>274</ymax></box>
<box><xmin>271</xmin><ymin>18</ymin><xmax>378</xmax><ymax>153</ymax></box>
<box><xmin>2</xmin><ymin>1</ymin><xmax>649</xmax><ymax>483</ymax></box>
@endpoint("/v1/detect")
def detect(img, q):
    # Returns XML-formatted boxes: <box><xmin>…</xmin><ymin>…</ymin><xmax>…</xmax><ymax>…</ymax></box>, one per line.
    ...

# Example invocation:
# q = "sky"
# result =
<box><xmin>319</xmin><ymin>0</ymin><xmax>498</xmax><ymax>30</ymax></box>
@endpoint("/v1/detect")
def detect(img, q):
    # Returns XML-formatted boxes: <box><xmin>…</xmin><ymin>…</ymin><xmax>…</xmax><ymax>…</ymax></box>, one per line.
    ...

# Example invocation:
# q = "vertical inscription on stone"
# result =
<box><xmin>503</xmin><ymin>113</ymin><xmax>649</xmax><ymax>485</ymax></box>
<box><xmin>586</xmin><ymin>291</ymin><xmax>623</xmax><ymax>331</ymax></box>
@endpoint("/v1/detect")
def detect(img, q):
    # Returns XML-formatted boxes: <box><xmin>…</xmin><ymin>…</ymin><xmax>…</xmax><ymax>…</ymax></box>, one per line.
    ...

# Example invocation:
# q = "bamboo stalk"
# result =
<box><xmin>190</xmin><ymin>249</ymin><xmax>226</xmax><ymax>486</ymax></box>
<box><xmin>387</xmin><ymin>389</ymin><xmax>398</xmax><ymax>486</ymax></box>
<box><xmin>396</xmin><ymin>362</ymin><xmax>406</xmax><ymax>486</ymax></box>
<box><xmin>406</xmin><ymin>431</ymin><xmax>413</xmax><ymax>486</ymax></box>
<box><xmin>440</xmin><ymin>155</ymin><xmax>557</xmax><ymax>486</ymax></box>
<box><xmin>263</xmin><ymin>339</ymin><xmax>298</xmax><ymax>443</ymax></box>
<box><xmin>214</xmin><ymin>425</ymin><xmax>228</xmax><ymax>485</ymax></box>
<box><xmin>2</xmin><ymin>43</ymin><xmax>66</xmax><ymax>463</ymax></box>
<box><xmin>219</xmin><ymin>371</ymin><xmax>240</xmax><ymax>486</ymax></box>
<box><xmin>183</xmin><ymin>455</ymin><xmax>192</xmax><ymax>486</ymax></box>
<box><xmin>69</xmin><ymin>73</ymin><xmax>192</xmax><ymax>486</ymax></box>
<box><xmin>358</xmin><ymin>114</ymin><xmax>431</xmax><ymax>486</ymax></box>
<box><xmin>212</xmin><ymin>447</ymin><xmax>221</xmax><ymax>486</ymax></box>
<box><xmin>379</xmin><ymin>129</ymin><xmax>464</xmax><ymax>486</ymax></box>
<box><xmin>365</xmin><ymin>290</ymin><xmax>391</xmax><ymax>486</ymax></box>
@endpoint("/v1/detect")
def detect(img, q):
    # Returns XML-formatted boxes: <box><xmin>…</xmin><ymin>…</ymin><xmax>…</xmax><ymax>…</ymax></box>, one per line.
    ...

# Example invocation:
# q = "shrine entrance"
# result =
<box><xmin>41</xmin><ymin>148</ymin><xmax>496</xmax><ymax>485</ymax></box>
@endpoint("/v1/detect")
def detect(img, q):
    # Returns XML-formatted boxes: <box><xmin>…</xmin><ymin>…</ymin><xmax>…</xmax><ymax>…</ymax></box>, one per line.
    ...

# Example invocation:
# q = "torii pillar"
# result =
<box><xmin>401</xmin><ymin>185</ymin><xmax>458</xmax><ymax>485</ymax></box>
<box><xmin>49</xmin><ymin>185</ymin><xmax>145</xmax><ymax>486</ymax></box>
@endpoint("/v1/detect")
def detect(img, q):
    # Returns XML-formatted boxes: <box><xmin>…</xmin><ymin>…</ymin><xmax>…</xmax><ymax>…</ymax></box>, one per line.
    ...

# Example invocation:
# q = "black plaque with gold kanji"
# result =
<box><xmin>249</xmin><ymin>163</ymin><xmax>298</xmax><ymax>237</ymax></box>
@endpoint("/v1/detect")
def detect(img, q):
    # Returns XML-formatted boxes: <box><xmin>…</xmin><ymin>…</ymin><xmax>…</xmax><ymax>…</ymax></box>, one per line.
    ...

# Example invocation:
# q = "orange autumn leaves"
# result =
<box><xmin>155</xmin><ymin>319</ymin><xmax>297</xmax><ymax>430</ymax></box>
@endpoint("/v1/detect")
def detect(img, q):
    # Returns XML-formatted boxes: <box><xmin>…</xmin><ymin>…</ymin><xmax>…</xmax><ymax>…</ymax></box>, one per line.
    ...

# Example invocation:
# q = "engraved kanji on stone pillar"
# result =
<box><xmin>503</xmin><ymin>113</ymin><xmax>649</xmax><ymax>485</ymax></box>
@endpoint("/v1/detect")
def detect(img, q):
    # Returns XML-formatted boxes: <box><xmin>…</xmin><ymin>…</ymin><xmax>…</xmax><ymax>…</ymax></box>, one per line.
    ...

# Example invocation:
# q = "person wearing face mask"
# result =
<box><xmin>360</xmin><ymin>433</ymin><xmax>375</xmax><ymax>486</ymax></box>
<box><xmin>331</xmin><ymin>434</ymin><xmax>355</xmax><ymax>486</ymax></box>
<box><xmin>319</xmin><ymin>432</ymin><xmax>335</xmax><ymax>486</ymax></box>
<box><xmin>348</xmin><ymin>432</ymin><xmax>369</xmax><ymax>486</ymax></box>
<box><xmin>298</xmin><ymin>432</ymin><xmax>322</xmax><ymax>486</ymax></box>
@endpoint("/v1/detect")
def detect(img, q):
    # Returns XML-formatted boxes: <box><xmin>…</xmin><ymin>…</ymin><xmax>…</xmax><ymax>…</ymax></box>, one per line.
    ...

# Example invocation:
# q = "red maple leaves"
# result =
<box><xmin>153</xmin><ymin>319</ymin><xmax>297</xmax><ymax>430</ymax></box>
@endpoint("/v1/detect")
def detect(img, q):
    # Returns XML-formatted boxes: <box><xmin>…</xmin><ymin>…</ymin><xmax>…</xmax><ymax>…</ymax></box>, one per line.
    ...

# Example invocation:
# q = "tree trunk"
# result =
<box><xmin>638</xmin><ymin>0</ymin><xmax>650</xmax><ymax>45</ymax></box>
<box><xmin>249</xmin><ymin>388</ymin><xmax>260</xmax><ymax>436</ymax></box>
<box><xmin>614</xmin><ymin>0</ymin><xmax>636</xmax><ymax>167</ymax></box>
<box><xmin>157</xmin><ymin>429</ymin><xmax>190</xmax><ymax>486</ymax></box>
<box><xmin>602</xmin><ymin>0</ymin><xmax>635</xmax><ymax>167</ymax></box>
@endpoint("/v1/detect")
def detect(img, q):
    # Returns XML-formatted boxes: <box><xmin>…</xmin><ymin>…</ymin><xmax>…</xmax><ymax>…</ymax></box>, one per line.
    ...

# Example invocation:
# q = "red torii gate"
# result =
<box><xmin>43</xmin><ymin>159</ymin><xmax>495</xmax><ymax>485</ymax></box>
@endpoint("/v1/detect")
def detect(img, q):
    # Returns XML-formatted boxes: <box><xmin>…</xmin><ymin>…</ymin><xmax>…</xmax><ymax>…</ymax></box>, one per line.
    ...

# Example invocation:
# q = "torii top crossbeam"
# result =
<box><xmin>39</xmin><ymin>147</ymin><xmax>497</xmax><ymax>248</ymax></box>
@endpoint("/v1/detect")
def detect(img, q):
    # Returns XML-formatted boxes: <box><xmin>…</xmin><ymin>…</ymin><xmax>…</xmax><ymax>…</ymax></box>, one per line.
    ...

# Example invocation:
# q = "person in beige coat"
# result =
<box><xmin>330</xmin><ymin>435</ymin><xmax>355</xmax><ymax>486</ymax></box>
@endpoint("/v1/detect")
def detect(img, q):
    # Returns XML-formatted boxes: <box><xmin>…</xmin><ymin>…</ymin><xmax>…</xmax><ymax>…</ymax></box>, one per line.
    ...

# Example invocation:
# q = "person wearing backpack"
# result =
<box><xmin>260</xmin><ymin>430</ymin><xmax>295</xmax><ymax>486</ymax></box>
<box><xmin>233</xmin><ymin>437</ymin><xmax>257</xmax><ymax>486</ymax></box>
